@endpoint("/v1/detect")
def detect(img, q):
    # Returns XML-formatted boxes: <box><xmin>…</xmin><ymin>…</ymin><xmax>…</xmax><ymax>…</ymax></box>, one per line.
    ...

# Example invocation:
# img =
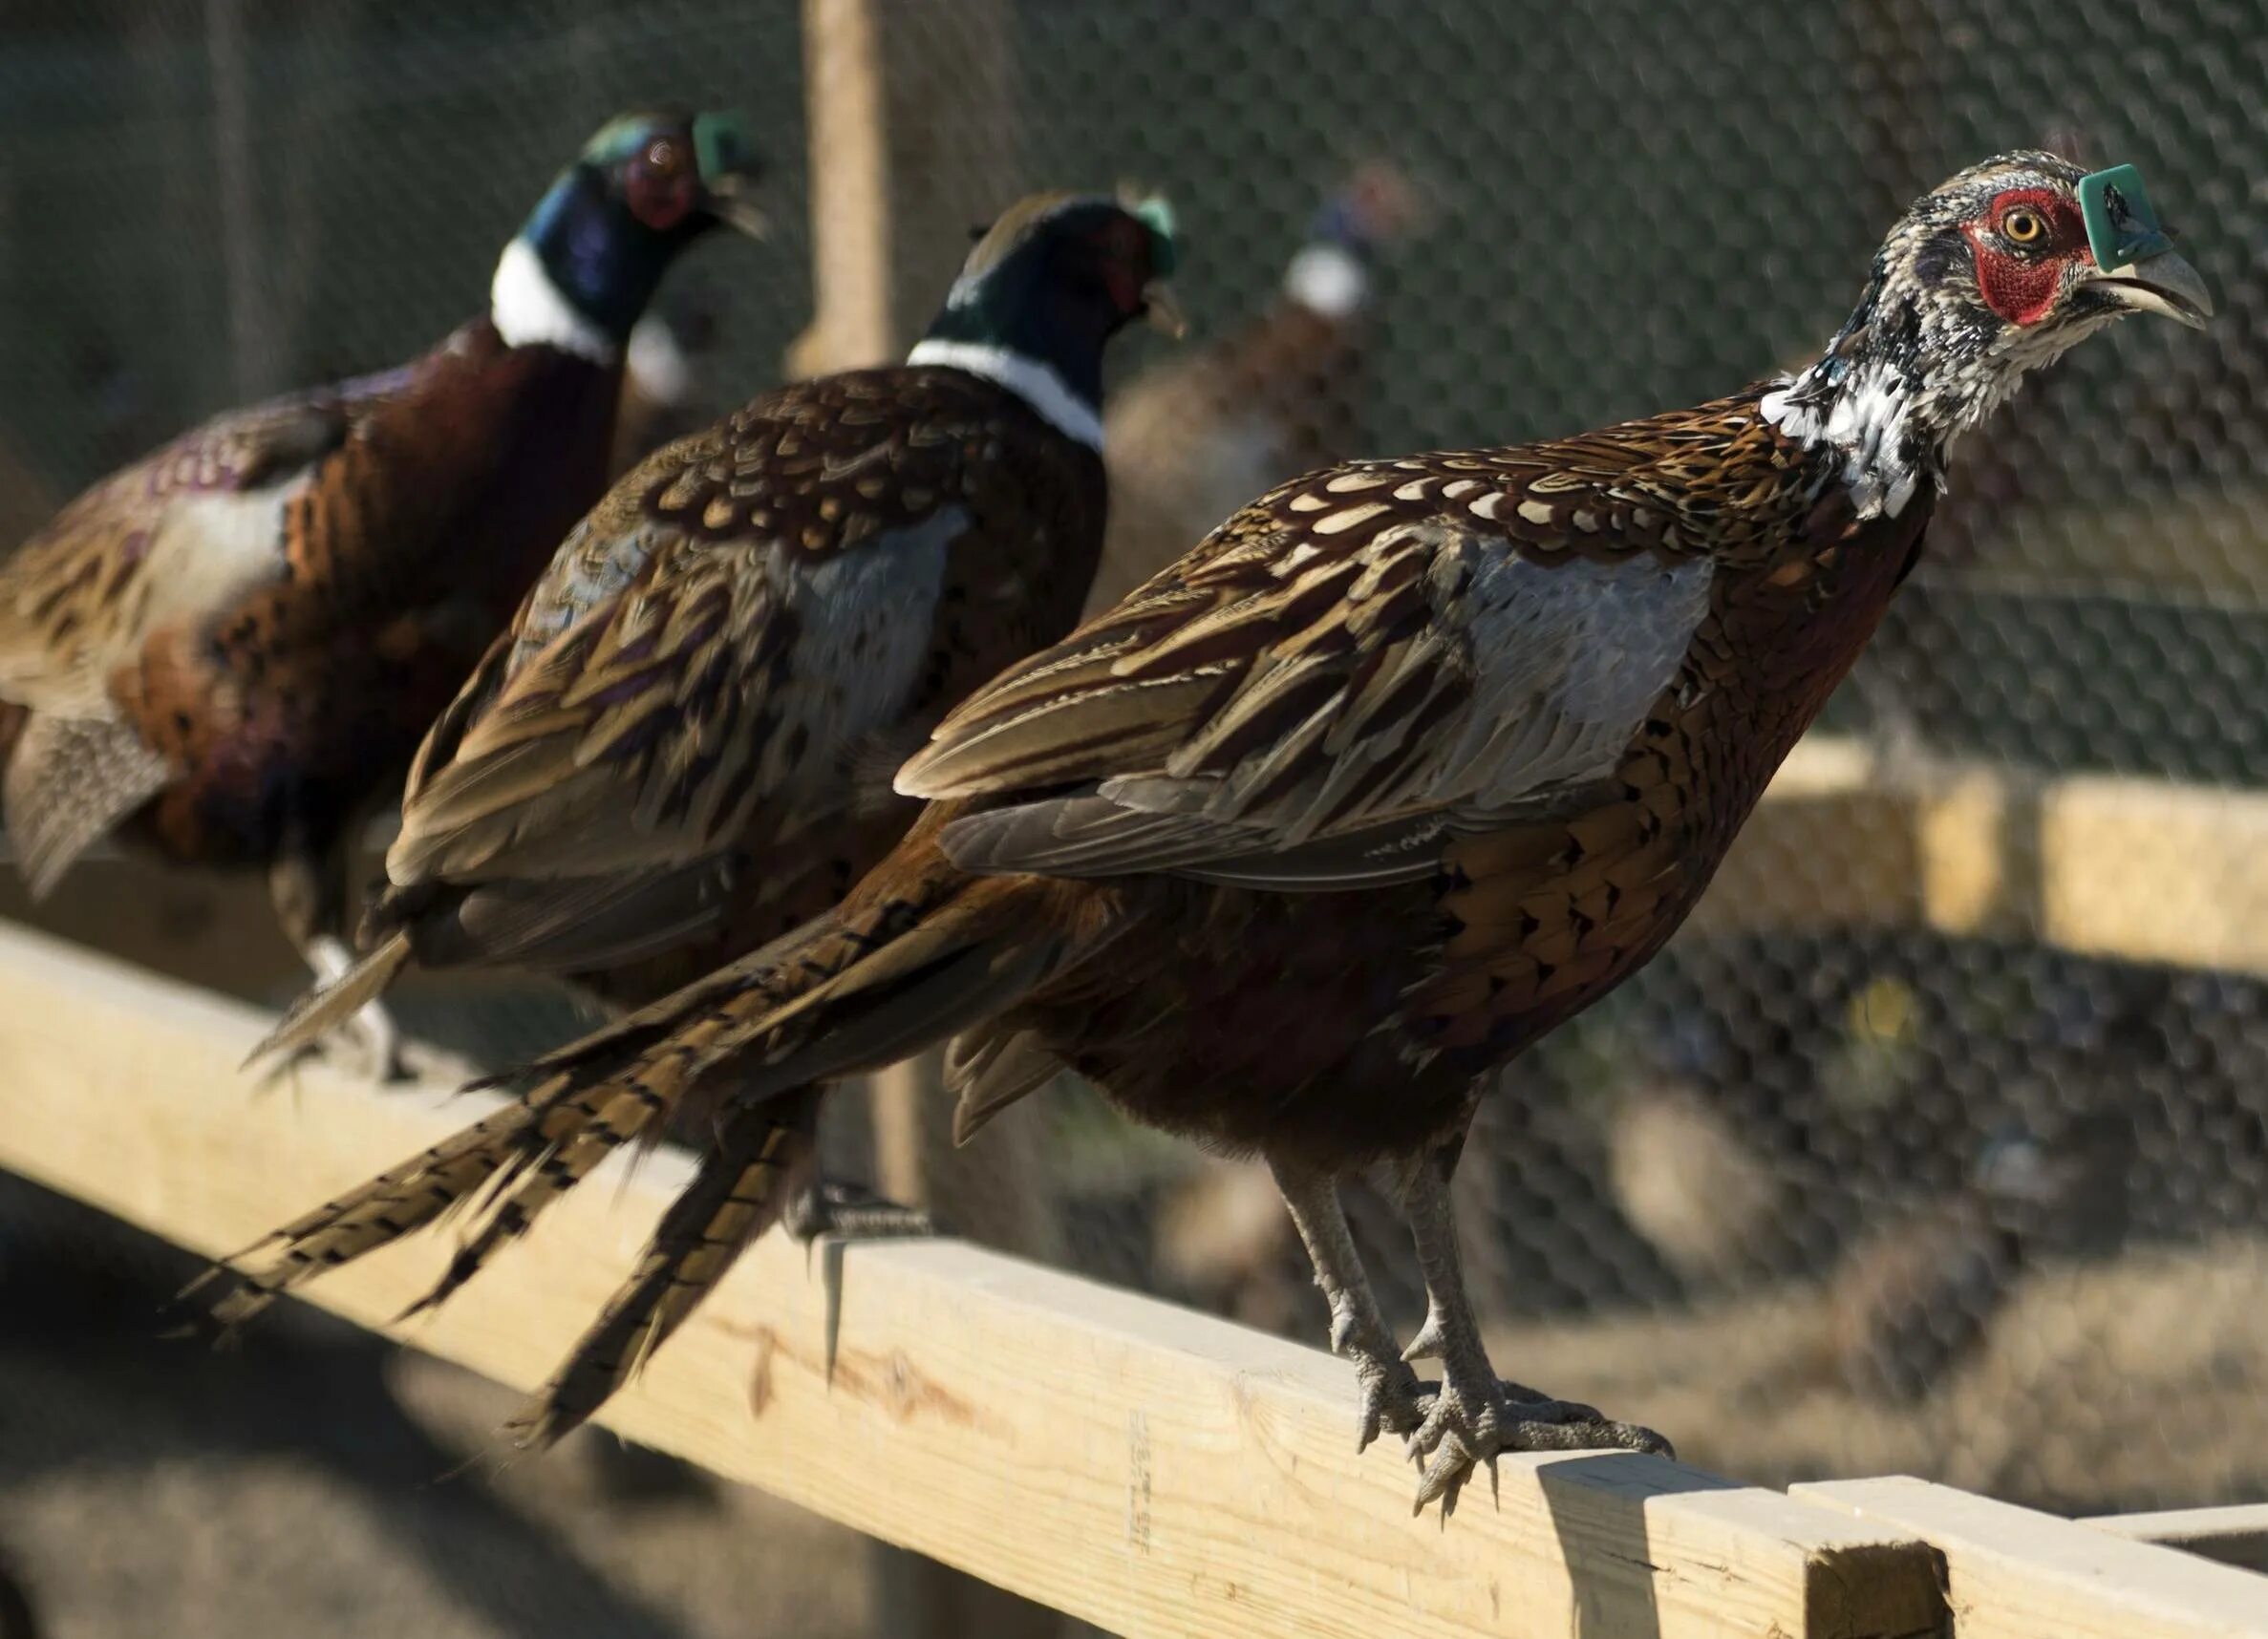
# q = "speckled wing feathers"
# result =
<box><xmin>903</xmin><ymin>430</ymin><xmax>1742</xmax><ymax>886</ymax></box>
<box><xmin>383</xmin><ymin>374</ymin><xmax>989</xmax><ymax>900</ymax></box>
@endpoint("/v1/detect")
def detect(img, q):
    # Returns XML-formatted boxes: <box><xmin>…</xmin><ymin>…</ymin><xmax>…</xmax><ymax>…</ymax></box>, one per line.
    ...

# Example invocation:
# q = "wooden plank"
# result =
<box><xmin>2039</xmin><ymin>776</ymin><xmax>2268</xmax><ymax>979</ymax></box>
<box><xmin>0</xmin><ymin>924</ymin><xmax>1940</xmax><ymax>1639</ymax></box>
<box><xmin>2084</xmin><ymin>1506</ymin><xmax>2268</xmax><ymax>1575</ymax></box>
<box><xmin>1793</xmin><ymin>1477</ymin><xmax>2268</xmax><ymax>1639</ymax></box>
<box><xmin>1696</xmin><ymin>738</ymin><xmax>1925</xmax><ymax>935</ymax></box>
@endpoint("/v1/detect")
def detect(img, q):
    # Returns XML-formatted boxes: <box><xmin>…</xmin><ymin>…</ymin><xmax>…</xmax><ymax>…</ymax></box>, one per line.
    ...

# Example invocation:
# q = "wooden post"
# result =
<box><xmin>785</xmin><ymin>0</ymin><xmax>893</xmax><ymax>378</ymax></box>
<box><xmin>787</xmin><ymin>5</ymin><xmax>1057</xmax><ymax>1629</ymax></box>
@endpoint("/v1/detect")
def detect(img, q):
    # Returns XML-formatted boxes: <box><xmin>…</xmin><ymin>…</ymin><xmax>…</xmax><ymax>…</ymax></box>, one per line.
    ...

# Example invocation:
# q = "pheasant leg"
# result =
<box><xmin>1394</xmin><ymin>1152</ymin><xmax>1672</xmax><ymax>1515</ymax></box>
<box><xmin>781</xmin><ymin>1177</ymin><xmax>935</xmax><ymax>1242</ymax></box>
<box><xmin>1269</xmin><ymin>1157</ymin><xmax>1427</xmax><ymax>1449</ymax></box>
<box><xmin>268</xmin><ymin>843</ymin><xmax>406</xmax><ymax>1082</ymax></box>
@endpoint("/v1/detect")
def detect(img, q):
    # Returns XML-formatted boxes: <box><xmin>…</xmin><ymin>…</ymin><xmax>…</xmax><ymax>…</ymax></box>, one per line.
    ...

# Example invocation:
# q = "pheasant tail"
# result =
<box><xmin>508</xmin><ymin>1091</ymin><xmax>821</xmax><ymax>1447</ymax></box>
<box><xmin>246</xmin><ymin>928</ymin><xmax>415</xmax><ymax>1068</ymax></box>
<box><xmin>4</xmin><ymin>713</ymin><xmax>171</xmax><ymax>900</ymax></box>
<box><xmin>207</xmin><ymin>829</ymin><xmax>1070</xmax><ymax>1424</ymax></box>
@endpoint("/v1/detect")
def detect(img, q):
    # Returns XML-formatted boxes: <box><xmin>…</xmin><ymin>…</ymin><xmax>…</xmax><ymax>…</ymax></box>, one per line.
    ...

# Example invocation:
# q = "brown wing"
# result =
<box><xmin>899</xmin><ymin>398</ymin><xmax>1792</xmax><ymax>888</ymax></box>
<box><xmin>384</xmin><ymin>370</ymin><xmax>1015</xmax><ymax>898</ymax></box>
<box><xmin>0</xmin><ymin>369</ymin><xmax>409</xmax><ymax>717</ymax></box>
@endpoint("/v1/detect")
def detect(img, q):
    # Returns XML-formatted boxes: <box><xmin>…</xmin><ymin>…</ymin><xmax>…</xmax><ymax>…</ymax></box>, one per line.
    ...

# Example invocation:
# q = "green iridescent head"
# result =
<box><xmin>516</xmin><ymin>109</ymin><xmax>764</xmax><ymax>341</ymax></box>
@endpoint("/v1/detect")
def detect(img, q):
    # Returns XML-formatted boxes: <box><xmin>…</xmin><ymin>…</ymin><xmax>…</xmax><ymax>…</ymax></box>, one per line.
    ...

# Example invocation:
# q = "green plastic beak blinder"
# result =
<box><xmin>692</xmin><ymin>111</ymin><xmax>757</xmax><ymax>186</ymax></box>
<box><xmin>2078</xmin><ymin>163</ymin><xmax>2173</xmax><ymax>271</ymax></box>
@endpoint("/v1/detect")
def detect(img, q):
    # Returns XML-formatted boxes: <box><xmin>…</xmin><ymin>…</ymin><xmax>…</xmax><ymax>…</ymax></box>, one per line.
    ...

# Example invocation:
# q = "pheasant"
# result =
<box><xmin>1088</xmin><ymin>161</ymin><xmax>1418</xmax><ymax>612</ymax></box>
<box><xmin>0</xmin><ymin>110</ymin><xmax>762</xmax><ymax>1075</ymax></box>
<box><xmin>249</xmin><ymin>192</ymin><xmax>1178</xmax><ymax>1065</ymax></box>
<box><xmin>210</xmin><ymin>154</ymin><xmax>2209</xmax><ymax>1511</ymax></box>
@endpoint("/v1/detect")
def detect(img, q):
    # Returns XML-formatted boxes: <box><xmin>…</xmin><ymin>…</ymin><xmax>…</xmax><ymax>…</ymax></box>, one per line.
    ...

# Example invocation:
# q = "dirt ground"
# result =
<box><xmin>0</xmin><ymin>1207</ymin><xmax>877</xmax><ymax>1639</ymax></box>
<box><xmin>1494</xmin><ymin>1231</ymin><xmax>2268</xmax><ymax>1515</ymax></box>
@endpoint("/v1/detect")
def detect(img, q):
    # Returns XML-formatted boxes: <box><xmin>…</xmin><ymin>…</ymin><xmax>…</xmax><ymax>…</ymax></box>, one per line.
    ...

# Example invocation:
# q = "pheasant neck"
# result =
<box><xmin>1759</xmin><ymin>262</ymin><xmax>2092</xmax><ymax>522</ymax></box>
<box><xmin>906</xmin><ymin>338</ymin><xmax>1104</xmax><ymax>451</ymax></box>
<box><xmin>1283</xmin><ymin>242</ymin><xmax>1368</xmax><ymax>318</ymax></box>
<box><xmin>491</xmin><ymin>238</ymin><xmax>617</xmax><ymax>363</ymax></box>
<box><xmin>494</xmin><ymin>165</ymin><xmax>685</xmax><ymax>361</ymax></box>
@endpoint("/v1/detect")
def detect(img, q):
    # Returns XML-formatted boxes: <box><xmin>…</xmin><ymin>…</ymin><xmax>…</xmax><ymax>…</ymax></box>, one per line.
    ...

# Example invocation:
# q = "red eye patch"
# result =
<box><xmin>1965</xmin><ymin>187</ymin><xmax>2086</xmax><ymax>327</ymax></box>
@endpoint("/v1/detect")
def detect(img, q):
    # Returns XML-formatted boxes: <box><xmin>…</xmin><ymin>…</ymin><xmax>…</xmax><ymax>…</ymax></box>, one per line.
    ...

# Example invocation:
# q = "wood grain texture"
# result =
<box><xmin>0</xmin><ymin>924</ymin><xmax>1943</xmax><ymax>1639</ymax></box>
<box><xmin>1795</xmin><ymin>1478</ymin><xmax>2268</xmax><ymax>1639</ymax></box>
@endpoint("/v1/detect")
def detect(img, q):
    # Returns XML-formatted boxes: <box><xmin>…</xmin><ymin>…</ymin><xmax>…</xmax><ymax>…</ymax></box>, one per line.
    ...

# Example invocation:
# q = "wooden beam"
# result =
<box><xmin>1792</xmin><ymin>1477</ymin><xmax>2268</xmax><ymax>1639</ymax></box>
<box><xmin>0</xmin><ymin>924</ymin><xmax>1943</xmax><ymax>1639</ymax></box>
<box><xmin>2083</xmin><ymin>1505</ymin><xmax>2268</xmax><ymax>1575</ymax></box>
<box><xmin>2039</xmin><ymin>776</ymin><xmax>2268</xmax><ymax>979</ymax></box>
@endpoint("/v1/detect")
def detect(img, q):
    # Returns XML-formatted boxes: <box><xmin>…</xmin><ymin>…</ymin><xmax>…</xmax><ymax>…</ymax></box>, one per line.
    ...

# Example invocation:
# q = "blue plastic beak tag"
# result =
<box><xmin>693</xmin><ymin>112</ymin><xmax>756</xmax><ymax>183</ymax></box>
<box><xmin>2079</xmin><ymin>164</ymin><xmax>2172</xmax><ymax>270</ymax></box>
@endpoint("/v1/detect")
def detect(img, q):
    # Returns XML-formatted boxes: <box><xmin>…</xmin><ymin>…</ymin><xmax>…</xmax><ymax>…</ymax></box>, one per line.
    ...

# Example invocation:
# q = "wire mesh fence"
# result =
<box><xmin>3</xmin><ymin>0</ymin><xmax>2267</xmax><ymax>1632</ymax></box>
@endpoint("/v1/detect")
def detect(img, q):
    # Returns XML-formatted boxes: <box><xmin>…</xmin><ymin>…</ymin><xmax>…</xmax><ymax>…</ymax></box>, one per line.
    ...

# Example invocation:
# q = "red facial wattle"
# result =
<box><xmin>1965</xmin><ymin>187</ymin><xmax>2087</xmax><ymax>328</ymax></box>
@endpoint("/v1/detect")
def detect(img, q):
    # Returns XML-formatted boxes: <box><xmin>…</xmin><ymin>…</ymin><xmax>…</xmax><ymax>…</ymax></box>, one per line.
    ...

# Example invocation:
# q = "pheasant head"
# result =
<box><xmin>1764</xmin><ymin>151</ymin><xmax>2211</xmax><ymax>519</ymax></box>
<box><xmin>909</xmin><ymin>192</ymin><xmax>1179</xmax><ymax>448</ymax></box>
<box><xmin>495</xmin><ymin>109</ymin><xmax>764</xmax><ymax>359</ymax></box>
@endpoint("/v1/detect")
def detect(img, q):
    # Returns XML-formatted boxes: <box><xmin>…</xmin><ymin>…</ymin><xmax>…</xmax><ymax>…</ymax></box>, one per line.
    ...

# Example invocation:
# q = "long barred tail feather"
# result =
<box><xmin>203</xmin><ymin>831</ymin><xmax>1070</xmax><ymax>1439</ymax></box>
<box><xmin>194</xmin><ymin>1099</ymin><xmax>549</xmax><ymax>1327</ymax></box>
<box><xmin>509</xmin><ymin>1092</ymin><xmax>821</xmax><ymax>1448</ymax></box>
<box><xmin>245</xmin><ymin>928</ymin><xmax>416</xmax><ymax>1070</ymax></box>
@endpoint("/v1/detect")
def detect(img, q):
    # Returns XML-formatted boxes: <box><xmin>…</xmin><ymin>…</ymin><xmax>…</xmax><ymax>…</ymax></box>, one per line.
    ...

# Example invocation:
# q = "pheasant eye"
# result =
<box><xmin>2001</xmin><ymin>207</ymin><xmax>2045</xmax><ymax>246</ymax></box>
<box><xmin>627</xmin><ymin>137</ymin><xmax>695</xmax><ymax>229</ymax></box>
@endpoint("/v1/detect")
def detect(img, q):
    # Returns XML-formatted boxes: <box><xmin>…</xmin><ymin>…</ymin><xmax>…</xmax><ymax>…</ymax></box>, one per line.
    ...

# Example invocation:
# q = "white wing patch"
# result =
<box><xmin>751</xmin><ymin>507</ymin><xmax>960</xmax><ymax>830</ymax></box>
<box><xmin>0</xmin><ymin>479</ymin><xmax>299</xmax><ymax>719</ymax></box>
<box><xmin>935</xmin><ymin>530</ymin><xmax>1714</xmax><ymax>885</ymax></box>
<box><xmin>1444</xmin><ymin>546</ymin><xmax>1714</xmax><ymax>813</ymax></box>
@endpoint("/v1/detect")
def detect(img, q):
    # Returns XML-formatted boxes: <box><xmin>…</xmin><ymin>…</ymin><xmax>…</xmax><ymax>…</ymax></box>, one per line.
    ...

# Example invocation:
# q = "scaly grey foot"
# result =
<box><xmin>1338</xmin><ymin>1319</ymin><xmax>1428</xmax><ymax>1452</ymax></box>
<box><xmin>782</xmin><ymin>1178</ymin><xmax>935</xmax><ymax>1244</ymax></box>
<box><xmin>1406</xmin><ymin>1374</ymin><xmax>1673</xmax><ymax>1516</ymax></box>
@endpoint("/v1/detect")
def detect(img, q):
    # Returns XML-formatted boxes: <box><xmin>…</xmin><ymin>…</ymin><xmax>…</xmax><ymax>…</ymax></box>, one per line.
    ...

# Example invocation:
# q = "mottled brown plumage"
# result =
<box><xmin>251</xmin><ymin>191</ymin><xmax>1173</xmax><ymax>1058</ymax></box>
<box><xmin>0</xmin><ymin>111</ymin><xmax>761</xmax><ymax>1072</ymax></box>
<box><xmin>212</xmin><ymin>153</ymin><xmax>2211</xmax><ymax>1510</ymax></box>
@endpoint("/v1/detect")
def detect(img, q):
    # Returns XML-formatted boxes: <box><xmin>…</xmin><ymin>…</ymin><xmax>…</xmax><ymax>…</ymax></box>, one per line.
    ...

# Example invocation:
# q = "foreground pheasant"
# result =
<box><xmin>213</xmin><ymin>154</ymin><xmax>2209</xmax><ymax>1510</ymax></box>
<box><xmin>0</xmin><ymin>110</ymin><xmax>761</xmax><ymax>1074</ymax></box>
<box><xmin>251</xmin><ymin>191</ymin><xmax>1177</xmax><ymax>1062</ymax></box>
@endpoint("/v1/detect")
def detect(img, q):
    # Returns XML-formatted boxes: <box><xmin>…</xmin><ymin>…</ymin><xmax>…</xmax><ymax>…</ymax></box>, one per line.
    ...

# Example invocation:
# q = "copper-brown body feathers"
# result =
<box><xmin>0</xmin><ymin>323</ymin><xmax>621</xmax><ymax>890</ymax></box>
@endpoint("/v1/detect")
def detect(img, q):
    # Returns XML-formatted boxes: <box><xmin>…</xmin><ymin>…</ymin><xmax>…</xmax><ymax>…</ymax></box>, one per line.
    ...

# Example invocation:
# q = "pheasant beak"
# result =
<box><xmin>1144</xmin><ymin>281</ymin><xmax>1187</xmax><ymax>339</ymax></box>
<box><xmin>2082</xmin><ymin>245</ymin><xmax>2213</xmax><ymax>330</ymax></box>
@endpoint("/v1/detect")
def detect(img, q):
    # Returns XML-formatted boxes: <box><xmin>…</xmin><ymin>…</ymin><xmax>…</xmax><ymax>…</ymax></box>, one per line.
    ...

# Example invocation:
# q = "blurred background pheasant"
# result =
<box><xmin>0</xmin><ymin>110</ymin><xmax>763</xmax><ymax>1076</ymax></box>
<box><xmin>1087</xmin><ymin>161</ymin><xmax>1420</xmax><ymax>612</ymax></box>
<box><xmin>255</xmin><ymin>192</ymin><xmax>1178</xmax><ymax>1074</ymax></box>
<box><xmin>210</xmin><ymin>153</ymin><xmax>2211</xmax><ymax>1514</ymax></box>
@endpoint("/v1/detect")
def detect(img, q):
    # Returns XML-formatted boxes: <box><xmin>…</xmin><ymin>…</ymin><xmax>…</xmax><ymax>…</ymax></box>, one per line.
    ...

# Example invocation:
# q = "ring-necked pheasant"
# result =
<box><xmin>211</xmin><ymin>153</ymin><xmax>2210</xmax><ymax>1511</ymax></box>
<box><xmin>0</xmin><ymin>110</ymin><xmax>761</xmax><ymax>1075</ymax></box>
<box><xmin>249</xmin><ymin>192</ymin><xmax>1177</xmax><ymax>1066</ymax></box>
<box><xmin>1089</xmin><ymin>161</ymin><xmax>1418</xmax><ymax>612</ymax></box>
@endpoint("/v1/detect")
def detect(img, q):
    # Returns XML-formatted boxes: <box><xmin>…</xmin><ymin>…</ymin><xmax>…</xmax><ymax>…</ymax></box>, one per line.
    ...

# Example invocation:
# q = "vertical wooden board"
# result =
<box><xmin>0</xmin><ymin>925</ymin><xmax>1954</xmax><ymax>1639</ymax></box>
<box><xmin>1794</xmin><ymin>1478</ymin><xmax>2268</xmax><ymax>1639</ymax></box>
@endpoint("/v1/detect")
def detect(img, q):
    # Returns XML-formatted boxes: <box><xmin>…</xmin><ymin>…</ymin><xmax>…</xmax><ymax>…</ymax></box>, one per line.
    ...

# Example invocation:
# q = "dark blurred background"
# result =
<box><xmin>3</xmin><ymin>1</ymin><xmax>2266</xmax><ymax>1635</ymax></box>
